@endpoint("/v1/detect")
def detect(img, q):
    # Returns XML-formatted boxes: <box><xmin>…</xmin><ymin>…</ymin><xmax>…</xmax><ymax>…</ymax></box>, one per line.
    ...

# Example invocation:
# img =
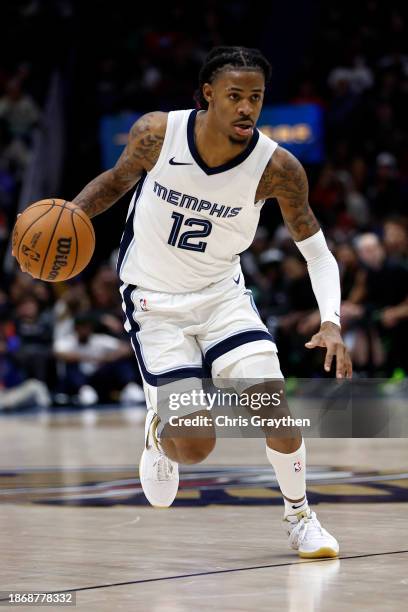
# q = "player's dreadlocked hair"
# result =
<box><xmin>195</xmin><ymin>46</ymin><xmax>272</xmax><ymax>109</ymax></box>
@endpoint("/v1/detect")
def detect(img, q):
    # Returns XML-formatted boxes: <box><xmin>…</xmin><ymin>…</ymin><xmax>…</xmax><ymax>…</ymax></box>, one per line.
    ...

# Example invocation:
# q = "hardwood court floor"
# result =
<box><xmin>0</xmin><ymin>410</ymin><xmax>407</xmax><ymax>611</ymax></box>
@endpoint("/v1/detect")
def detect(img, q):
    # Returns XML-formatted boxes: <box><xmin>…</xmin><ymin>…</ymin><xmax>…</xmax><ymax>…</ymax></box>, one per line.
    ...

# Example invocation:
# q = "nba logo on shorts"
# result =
<box><xmin>140</xmin><ymin>298</ymin><xmax>148</xmax><ymax>311</ymax></box>
<box><xmin>294</xmin><ymin>460</ymin><xmax>302</xmax><ymax>472</ymax></box>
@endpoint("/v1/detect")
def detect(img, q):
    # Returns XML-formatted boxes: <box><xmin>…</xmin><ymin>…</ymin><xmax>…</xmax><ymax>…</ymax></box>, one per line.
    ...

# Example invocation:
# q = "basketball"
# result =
<box><xmin>12</xmin><ymin>198</ymin><xmax>95</xmax><ymax>282</ymax></box>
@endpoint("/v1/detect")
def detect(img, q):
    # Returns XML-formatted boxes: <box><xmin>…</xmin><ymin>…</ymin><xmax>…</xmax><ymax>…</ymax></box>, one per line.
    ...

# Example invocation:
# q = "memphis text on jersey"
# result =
<box><xmin>153</xmin><ymin>181</ymin><xmax>242</xmax><ymax>218</ymax></box>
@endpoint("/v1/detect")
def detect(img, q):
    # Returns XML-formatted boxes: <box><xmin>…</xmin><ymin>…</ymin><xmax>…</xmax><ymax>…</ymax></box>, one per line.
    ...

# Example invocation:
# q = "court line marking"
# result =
<box><xmin>1</xmin><ymin>548</ymin><xmax>407</xmax><ymax>600</ymax></box>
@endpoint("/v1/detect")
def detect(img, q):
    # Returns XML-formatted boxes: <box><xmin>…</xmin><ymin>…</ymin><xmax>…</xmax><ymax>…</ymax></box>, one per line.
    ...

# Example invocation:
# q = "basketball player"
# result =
<box><xmin>71</xmin><ymin>47</ymin><xmax>353</xmax><ymax>557</ymax></box>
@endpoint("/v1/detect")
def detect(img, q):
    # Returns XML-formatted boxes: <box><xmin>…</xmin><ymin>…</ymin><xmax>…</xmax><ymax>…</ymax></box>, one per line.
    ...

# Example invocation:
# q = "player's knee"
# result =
<box><xmin>214</xmin><ymin>351</ymin><xmax>284</xmax><ymax>391</ymax></box>
<box><xmin>174</xmin><ymin>436</ymin><xmax>216</xmax><ymax>464</ymax></box>
<box><xmin>266</xmin><ymin>436</ymin><xmax>302</xmax><ymax>454</ymax></box>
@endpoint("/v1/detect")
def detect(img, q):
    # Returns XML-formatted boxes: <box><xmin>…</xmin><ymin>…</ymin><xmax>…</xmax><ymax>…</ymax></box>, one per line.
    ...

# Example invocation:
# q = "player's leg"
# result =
<box><xmin>159</xmin><ymin>414</ymin><xmax>216</xmax><ymax>464</ymax></box>
<box><xmin>216</xmin><ymin>352</ymin><xmax>339</xmax><ymax>558</ymax></box>
<box><xmin>199</xmin><ymin>273</ymin><xmax>338</xmax><ymax>557</ymax></box>
<box><xmin>120</xmin><ymin>283</ymin><xmax>216</xmax><ymax>507</ymax></box>
<box><xmin>144</xmin><ymin>378</ymin><xmax>216</xmax><ymax>465</ymax></box>
<box><xmin>139</xmin><ymin>378</ymin><xmax>216</xmax><ymax>507</ymax></box>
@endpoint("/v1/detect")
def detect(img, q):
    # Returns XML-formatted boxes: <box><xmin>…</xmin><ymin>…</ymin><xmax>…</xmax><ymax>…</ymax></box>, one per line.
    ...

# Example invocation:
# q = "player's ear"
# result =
<box><xmin>202</xmin><ymin>83</ymin><xmax>213</xmax><ymax>106</ymax></box>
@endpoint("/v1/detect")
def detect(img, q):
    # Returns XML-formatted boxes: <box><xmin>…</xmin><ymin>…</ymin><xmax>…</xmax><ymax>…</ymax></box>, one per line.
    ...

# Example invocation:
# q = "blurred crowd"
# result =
<box><xmin>0</xmin><ymin>262</ymin><xmax>144</xmax><ymax>408</ymax></box>
<box><xmin>242</xmin><ymin>219</ymin><xmax>408</xmax><ymax>378</ymax></box>
<box><xmin>0</xmin><ymin>74</ymin><xmax>40</xmax><ymax>265</ymax></box>
<box><xmin>1</xmin><ymin>1</ymin><xmax>407</xmax><ymax>408</ymax></box>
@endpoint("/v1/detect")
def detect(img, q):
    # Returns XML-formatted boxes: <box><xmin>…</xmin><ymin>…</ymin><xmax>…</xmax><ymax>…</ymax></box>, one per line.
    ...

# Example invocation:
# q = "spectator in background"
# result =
<box><xmin>257</xmin><ymin>248</ymin><xmax>286</xmax><ymax>312</ymax></box>
<box><xmin>53</xmin><ymin>281</ymin><xmax>90</xmax><ymax>342</ymax></box>
<box><xmin>0</xmin><ymin>78</ymin><xmax>40</xmax><ymax>140</ymax></box>
<box><xmin>0</xmin><ymin>117</ymin><xmax>31</xmax><ymax>182</ymax></box>
<box><xmin>8</xmin><ymin>271</ymin><xmax>35</xmax><ymax>305</ymax></box>
<box><xmin>334</xmin><ymin>242</ymin><xmax>366</xmax><ymax>303</ymax></box>
<box><xmin>383</xmin><ymin>217</ymin><xmax>408</xmax><ymax>266</ymax></box>
<box><xmin>276</xmin><ymin>252</ymin><xmax>318</xmax><ymax>375</ymax></box>
<box><xmin>354</xmin><ymin>233</ymin><xmax>408</xmax><ymax>374</ymax></box>
<box><xmin>0</xmin><ymin>310</ymin><xmax>50</xmax><ymax>410</ymax></box>
<box><xmin>333</xmin><ymin>242</ymin><xmax>367</xmax><ymax>366</ymax></box>
<box><xmin>240</xmin><ymin>226</ymin><xmax>271</xmax><ymax>295</ymax></box>
<box><xmin>310</xmin><ymin>163</ymin><xmax>344</xmax><ymax>227</ymax></box>
<box><xmin>327</xmin><ymin>55</ymin><xmax>374</xmax><ymax>96</ymax></box>
<box><xmin>326</xmin><ymin>70</ymin><xmax>359</xmax><ymax>140</ymax></box>
<box><xmin>368</xmin><ymin>152</ymin><xmax>404</xmax><ymax>219</ymax></box>
<box><xmin>88</xmin><ymin>264</ymin><xmax>124</xmax><ymax>336</ymax></box>
<box><xmin>256</xmin><ymin>248</ymin><xmax>287</xmax><ymax>340</ymax></box>
<box><xmin>0</xmin><ymin>119</ymin><xmax>17</xmax><ymax>195</ymax></box>
<box><xmin>54</xmin><ymin>313</ymin><xmax>143</xmax><ymax>405</ymax></box>
<box><xmin>13</xmin><ymin>295</ymin><xmax>53</xmax><ymax>383</ymax></box>
<box><xmin>0</xmin><ymin>310</ymin><xmax>22</xmax><ymax>390</ymax></box>
<box><xmin>340</xmin><ymin>170</ymin><xmax>370</xmax><ymax>229</ymax></box>
<box><xmin>31</xmin><ymin>280</ymin><xmax>55</xmax><ymax>312</ymax></box>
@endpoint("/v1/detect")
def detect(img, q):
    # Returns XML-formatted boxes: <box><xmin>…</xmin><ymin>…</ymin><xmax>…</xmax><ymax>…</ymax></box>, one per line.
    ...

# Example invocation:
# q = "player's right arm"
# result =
<box><xmin>73</xmin><ymin>111</ymin><xmax>167</xmax><ymax>218</ymax></box>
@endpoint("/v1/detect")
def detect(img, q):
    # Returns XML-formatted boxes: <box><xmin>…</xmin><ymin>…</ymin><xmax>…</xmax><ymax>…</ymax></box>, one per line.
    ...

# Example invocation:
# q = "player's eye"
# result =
<box><xmin>229</xmin><ymin>93</ymin><xmax>239</xmax><ymax>101</ymax></box>
<box><xmin>251</xmin><ymin>95</ymin><xmax>261</xmax><ymax>102</ymax></box>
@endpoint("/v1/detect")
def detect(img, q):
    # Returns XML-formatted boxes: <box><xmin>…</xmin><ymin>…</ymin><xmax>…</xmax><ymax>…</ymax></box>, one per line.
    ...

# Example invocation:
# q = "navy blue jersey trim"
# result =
<box><xmin>116</xmin><ymin>172</ymin><xmax>147</xmax><ymax>275</ymax></box>
<box><xmin>187</xmin><ymin>110</ymin><xmax>260</xmax><ymax>175</ymax></box>
<box><xmin>122</xmin><ymin>284</ymin><xmax>203</xmax><ymax>386</ymax></box>
<box><xmin>204</xmin><ymin>330</ymin><xmax>274</xmax><ymax>368</ymax></box>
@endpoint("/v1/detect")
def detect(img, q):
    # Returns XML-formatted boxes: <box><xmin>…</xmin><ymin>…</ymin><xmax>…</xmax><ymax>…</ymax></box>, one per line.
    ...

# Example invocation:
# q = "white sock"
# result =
<box><xmin>265</xmin><ymin>440</ymin><xmax>309</xmax><ymax>518</ymax></box>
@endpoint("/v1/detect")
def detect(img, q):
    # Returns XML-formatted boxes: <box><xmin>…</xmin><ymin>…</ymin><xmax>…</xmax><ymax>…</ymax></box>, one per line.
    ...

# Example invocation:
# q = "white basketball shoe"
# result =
<box><xmin>139</xmin><ymin>409</ymin><xmax>179</xmax><ymax>508</ymax></box>
<box><xmin>284</xmin><ymin>509</ymin><xmax>339</xmax><ymax>558</ymax></box>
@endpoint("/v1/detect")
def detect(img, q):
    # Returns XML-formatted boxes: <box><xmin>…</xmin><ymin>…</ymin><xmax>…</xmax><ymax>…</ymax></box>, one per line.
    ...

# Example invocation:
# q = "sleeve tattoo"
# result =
<box><xmin>73</xmin><ymin>112</ymin><xmax>166</xmax><ymax>218</ymax></box>
<box><xmin>257</xmin><ymin>147</ymin><xmax>320</xmax><ymax>241</ymax></box>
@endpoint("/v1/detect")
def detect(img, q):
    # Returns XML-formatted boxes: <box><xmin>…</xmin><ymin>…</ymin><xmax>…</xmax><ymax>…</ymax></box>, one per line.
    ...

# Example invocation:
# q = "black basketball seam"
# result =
<box><xmin>23</xmin><ymin>201</ymin><xmax>93</xmax><ymax>237</ymax></box>
<box><xmin>73</xmin><ymin>213</ymin><xmax>95</xmax><ymax>273</ymax></box>
<box><xmin>17</xmin><ymin>201</ymin><xmax>57</xmax><ymax>261</ymax></box>
<box><xmin>23</xmin><ymin>199</ymin><xmax>57</xmax><ymax>211</ymax></box>
<box><xmin>72</xmin><ymin>209</ymin><xmax>94</xmax><ymax>238</ymax></box>
<box><xmin>39</xmin><ymin>200</ymin><xmax>68</xmax><ymax>279</ymax></box>
<box><xmin>67</xmin><ymin>210</ymin><xmax>79</xmax><ymax>279</ymax></box>
<box><xmin>75</xmin><ymin>214</ymin><xmax>95</xmax><ymax>262</ymax></box>
<box><xmin>74</xmin><ymin>213</ymin><xmax>94</xmax><ymax>238</ymax></box>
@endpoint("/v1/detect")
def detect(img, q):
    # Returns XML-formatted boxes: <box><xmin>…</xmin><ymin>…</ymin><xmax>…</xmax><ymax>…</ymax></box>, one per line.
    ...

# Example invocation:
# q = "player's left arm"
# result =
<box><xmin>256</xmin><ymin>146</ymin><xmax>352</xmax><ymax>379</ymax></box>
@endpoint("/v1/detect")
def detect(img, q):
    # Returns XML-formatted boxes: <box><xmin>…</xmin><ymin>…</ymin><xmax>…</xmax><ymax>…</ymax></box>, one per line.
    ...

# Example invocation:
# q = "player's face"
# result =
<box><xmin>205</xmin><ymin>70</ymin><xmax>265</xmax><ymax>144</ymax></box>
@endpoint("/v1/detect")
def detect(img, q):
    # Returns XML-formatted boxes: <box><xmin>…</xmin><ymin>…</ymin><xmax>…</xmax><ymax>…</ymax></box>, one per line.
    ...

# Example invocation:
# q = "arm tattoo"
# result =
<box><xmin>129</xmin><ymin>114</ymin><xmax>165</xmax><ymax>167</ymax></box>
<box><xmin>256</xmin><ymin>146</ymin><xmax>320</xmax><ymax>241</ymax></box>
<box><xmin>73</xmin><ymin>112</ymin><xmax>166</xmax><ymax>218</ymax></box>
<box><xmin>72</xmin><ymin>169</ymin><xmax>134</xmax><ymax>219</ymax></box>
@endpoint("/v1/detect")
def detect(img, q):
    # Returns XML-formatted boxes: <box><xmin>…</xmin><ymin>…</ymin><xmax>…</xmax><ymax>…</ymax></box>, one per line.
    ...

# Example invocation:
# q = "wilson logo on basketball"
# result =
<box><xmin>47</xmin><ymin>237</ymin><xmax>72</xmax><ymax>280</ymax></box>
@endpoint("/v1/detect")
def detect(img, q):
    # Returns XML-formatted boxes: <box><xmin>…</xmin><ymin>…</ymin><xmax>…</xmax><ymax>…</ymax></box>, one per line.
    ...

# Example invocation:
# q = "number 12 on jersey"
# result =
<box><xmin>167</xmin><ymin>212</ymin><xmax>212</xmax><ymax>253</ymax></box>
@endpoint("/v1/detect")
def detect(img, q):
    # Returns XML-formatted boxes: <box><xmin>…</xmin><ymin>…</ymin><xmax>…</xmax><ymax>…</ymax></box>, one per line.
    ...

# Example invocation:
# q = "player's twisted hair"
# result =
<box><xmin>195</xmin><ymin>46</ymin><xmax>272</xmax><ymax>109</ymax></box>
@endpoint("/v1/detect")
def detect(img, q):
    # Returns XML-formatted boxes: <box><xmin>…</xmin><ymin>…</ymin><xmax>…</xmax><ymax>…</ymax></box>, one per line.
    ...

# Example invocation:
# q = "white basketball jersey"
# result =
<box><xmin>118</xmin><ymin>109</ymin><xmax>278</xmax><ymax>292</ymax></box>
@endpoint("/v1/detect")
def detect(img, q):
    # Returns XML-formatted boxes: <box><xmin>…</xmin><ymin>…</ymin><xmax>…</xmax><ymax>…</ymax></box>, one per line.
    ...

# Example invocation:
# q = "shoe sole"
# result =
<box><xmin>299</xmin><ymin>547</ymin><xmax>339</xmax><ymax>559</ymax></box>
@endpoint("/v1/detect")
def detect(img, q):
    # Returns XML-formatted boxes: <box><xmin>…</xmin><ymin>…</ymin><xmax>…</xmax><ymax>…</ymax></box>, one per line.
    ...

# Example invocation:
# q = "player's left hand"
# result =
<box><xmin>305</xmin><ymin>321</ymin><xmax>353</xmax><ymax>379</ymax></box>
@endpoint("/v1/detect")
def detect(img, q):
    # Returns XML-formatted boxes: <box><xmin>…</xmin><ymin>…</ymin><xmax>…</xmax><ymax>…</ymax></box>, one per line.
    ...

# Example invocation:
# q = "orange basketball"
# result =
<box><xmin>12</xmin><ymin>198</ymin><xmax>95</xmax><ymax>282</ymax></box>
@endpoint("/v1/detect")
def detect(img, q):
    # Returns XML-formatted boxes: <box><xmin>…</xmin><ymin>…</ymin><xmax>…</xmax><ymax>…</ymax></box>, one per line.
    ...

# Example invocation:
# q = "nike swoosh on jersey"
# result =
<box><xmin>169</xmin><ymin>157</ymin><xmax>193</xmax><ymax>166</ymax></box>
<box><xmin>233</xmin><ymin>274</ymin><xmax>241</xmax><ymax>284</ymax></box>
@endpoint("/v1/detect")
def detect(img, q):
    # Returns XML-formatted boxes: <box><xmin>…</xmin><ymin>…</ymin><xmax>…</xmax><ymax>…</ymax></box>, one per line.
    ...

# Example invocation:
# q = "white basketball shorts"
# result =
<box><xmin>120</xmin><ymin>271</ymin><xmax>283</xmax><ymax>407</ymax></box>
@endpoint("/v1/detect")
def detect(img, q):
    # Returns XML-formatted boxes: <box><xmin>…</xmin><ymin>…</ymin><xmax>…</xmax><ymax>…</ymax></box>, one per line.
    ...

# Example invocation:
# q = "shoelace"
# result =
<box><xmin>153</xmin><ymin>455</ymin><xmax>173</xmax><ymax>481</ymax></box>
<box><xmin>288</xmin><ymin>511</ymin><xmax>324</xmax><ymax>548</ymax></box>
